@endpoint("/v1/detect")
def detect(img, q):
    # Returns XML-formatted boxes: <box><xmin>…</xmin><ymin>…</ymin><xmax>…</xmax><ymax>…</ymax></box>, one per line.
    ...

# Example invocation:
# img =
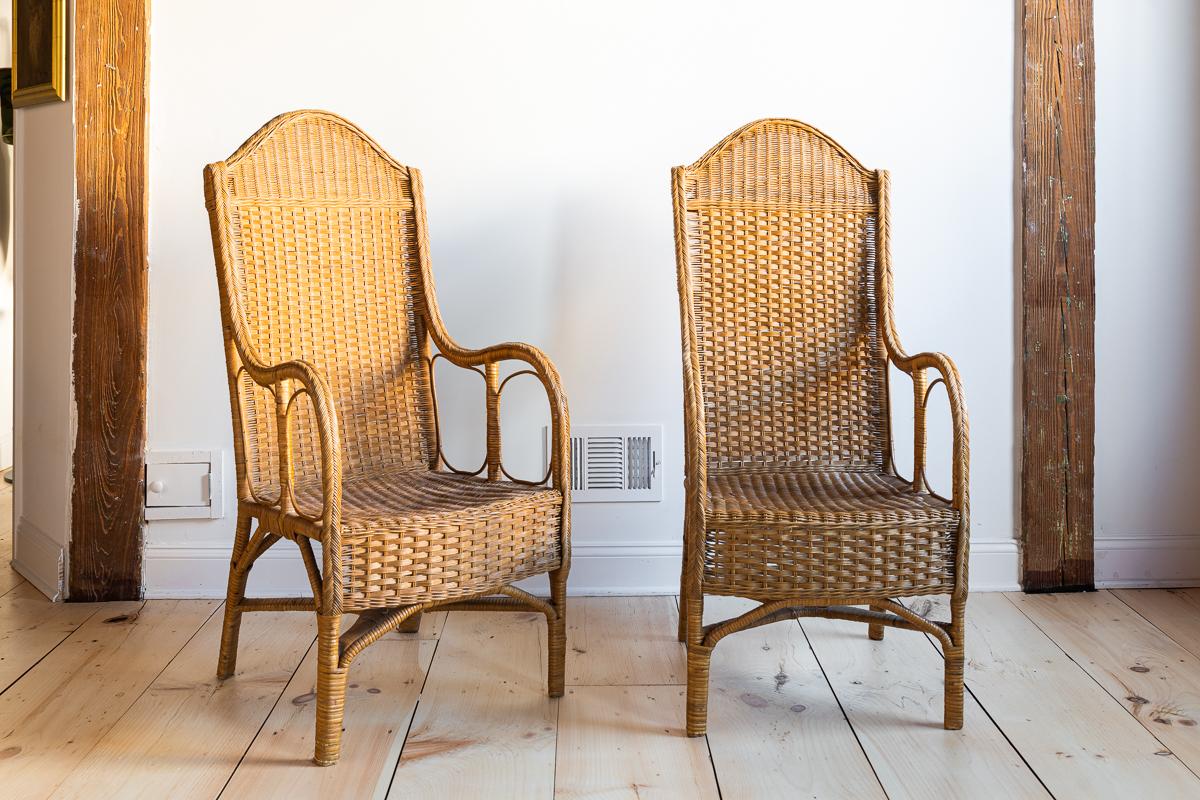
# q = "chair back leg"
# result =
<box><xmin>217</xmin><ymin>510</ymin><xmax>254</xmax><ymax>679</ymax></box>
<box><xmin>868</xmin><ymin>602</ymin><xmax>887</xmax><ymax>641</ymax></box>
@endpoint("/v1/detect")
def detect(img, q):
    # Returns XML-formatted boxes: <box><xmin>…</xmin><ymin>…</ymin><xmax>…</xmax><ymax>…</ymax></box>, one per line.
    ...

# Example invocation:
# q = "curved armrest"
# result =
<box><xmin>238</xmin><ymin>353</ymin><xmax>343</xmax><ymax>539</ymax></box>
<box><xmin>888</xmin><ymin>349</ymin><xmax>970</xmax><ymax>510</ymax></box>
<box><xmin>431</xmin><ymin>337</ymin><xmax>570</xmax><ymax>490</ymax></box>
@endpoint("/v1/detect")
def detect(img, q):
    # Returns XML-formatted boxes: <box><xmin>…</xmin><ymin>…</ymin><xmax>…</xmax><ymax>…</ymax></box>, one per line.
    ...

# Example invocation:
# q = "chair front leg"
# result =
<box><xmin>217</xmin><ymin>509</ymin><xmax>254</xmax><ymax>679</ymax></box>
<box><xmin>944</xmin><ymin>595</ymin><xmax>966</xmax><ymax>730</ymax></box>
<box><xmin>684</xmin><ymin>593</ymin><xmax>711</xmax><ymax>737</ymax></box>
<box><xmin>547</xmin><ymin>568</ymin><xmax>567</xmax><ymax>698</ymax></box>
<box><xmin>314</xmin><ymin>612</ymin><xmax>349</xmax><ymax>766</ymax></box>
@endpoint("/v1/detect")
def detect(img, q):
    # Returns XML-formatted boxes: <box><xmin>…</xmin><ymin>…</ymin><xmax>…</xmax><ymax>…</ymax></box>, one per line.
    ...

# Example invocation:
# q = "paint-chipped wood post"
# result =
<box><xmin>1020</xmin><ymin>0</ymin><xmax>1096</xmax><ymax>592</ymax></box>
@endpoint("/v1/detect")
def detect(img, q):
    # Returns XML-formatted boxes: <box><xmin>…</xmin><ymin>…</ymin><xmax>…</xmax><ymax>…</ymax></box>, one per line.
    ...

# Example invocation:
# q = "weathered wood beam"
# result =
<box><xmin>69</xmin><ymin>0</ymin><xmax>150</xmax><ymax>600</ymax></box>
<box><xmin>1020</xmin><ymin>0</ymin><xmax>1097</xmax><ymax>592</ymax></box>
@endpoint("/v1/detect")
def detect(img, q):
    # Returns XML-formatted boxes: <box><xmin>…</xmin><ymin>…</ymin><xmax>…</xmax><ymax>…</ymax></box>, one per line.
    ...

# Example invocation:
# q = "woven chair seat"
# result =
<box><xmin>707</xmin><ymin>470</ymin><xmax>959</xmax><ymax>529</ymax></box>
<box><xmin>293</xmin><ymin>469</ymin><xmax>562</xmax><ymax>609</ymax></box>
<box><xmin>294</xmin><ymin>468</ymin><xmax>559</xmax><ymax>529</ymax></box>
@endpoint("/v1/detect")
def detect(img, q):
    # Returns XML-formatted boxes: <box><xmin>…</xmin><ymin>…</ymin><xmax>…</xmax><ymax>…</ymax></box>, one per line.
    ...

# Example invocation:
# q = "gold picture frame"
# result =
<box><xmin>12</xmin><ymin>0</ymin><xmax>67</xmax><ymax>107</ymax></box>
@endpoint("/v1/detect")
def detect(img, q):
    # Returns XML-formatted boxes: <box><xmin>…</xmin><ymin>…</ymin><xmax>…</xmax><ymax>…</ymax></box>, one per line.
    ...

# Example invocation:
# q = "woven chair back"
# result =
<box><xmin>207</xmin><ymin>111</ymin><xmax>435</xmax><ymax>499</ymax></box>
<box><xmin>676</xmin><ymin>119</ymin><xmax>889</xmax><ymax>474</ymax></box>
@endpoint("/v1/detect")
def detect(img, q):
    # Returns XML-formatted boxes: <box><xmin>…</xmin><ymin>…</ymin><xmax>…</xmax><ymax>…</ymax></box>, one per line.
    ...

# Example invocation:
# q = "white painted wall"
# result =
<box><xmin>11</xmin><ymin>22</ymin><xmax>74</xmax><ymax>599</ymax></box>
<box><xmin>144</xmin><ymin>0</ymin><xmax>1018</xmax><ymax>596</ymax></box>
<box><xmin>1094</xmin><ymin>0</ymin><xmax>1200</xmax><ymax>587</ymax></box>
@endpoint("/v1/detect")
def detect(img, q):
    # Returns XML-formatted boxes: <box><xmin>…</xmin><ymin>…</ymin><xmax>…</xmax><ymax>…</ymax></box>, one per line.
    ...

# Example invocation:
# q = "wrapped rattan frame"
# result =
<box><xmin>203</xmin><ymin>110</ymin><xmax>571</xmax><ymax>765</ymax></box>
<box><xmin>671</xmin><ymin>119</ymin><xmax>970</xmax><ymax>737</ymax></box>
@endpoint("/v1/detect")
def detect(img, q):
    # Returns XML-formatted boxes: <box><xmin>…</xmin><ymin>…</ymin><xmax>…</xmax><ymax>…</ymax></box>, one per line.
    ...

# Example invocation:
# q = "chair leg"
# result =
<box><xmin>217</xmin><ymin>511</ymin><xmax>253</xmax><ymax>679</ymax></box>
<box><xmin>684</xmin><ymin>594</ymin><xmax>710</xmax><ymax>737</ymax></box>
<box><xmin>944</xmin><ymin>596</ymin><xmax>966</xmax><ymax>730</ymax></box>
<box><xmin>396</xmin><ymin>611</ymin><xmax>422</xmax><ymax>634</ymax></box>
<box><xmin>314</xmin><ymin>613</ymin><xmax>349</xmax><ymax>766</ymax></box>
<box><xmin>868</xmin><ymin>602</ymin><xmax>885</xmax><ymax>641</ymax></box>
<box><xmin>547</xmin><ymin>569</ymin><xmax>567</xmax><ymax>698</ymax></box>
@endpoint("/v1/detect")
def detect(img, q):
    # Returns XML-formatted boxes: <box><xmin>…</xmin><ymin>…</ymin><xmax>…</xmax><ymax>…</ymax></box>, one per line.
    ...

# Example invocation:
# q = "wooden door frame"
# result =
<box><xmin>1018</xmin><ymin>0</ymin><xmax>1097</xmax><ymax>592</ymax></box>
<box><xmin>68</xmin><ymin>0</ymin><xmax>150</xmax><ymax>601</ymax></box>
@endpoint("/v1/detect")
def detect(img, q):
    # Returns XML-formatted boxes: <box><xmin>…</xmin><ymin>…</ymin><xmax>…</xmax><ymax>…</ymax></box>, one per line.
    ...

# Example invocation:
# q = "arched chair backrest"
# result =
<box><xmin>205</xmin><ymin>110</ymin><xmax>436</xmax><ymax>500</ymax></box>
<box><xmin>673</xmin><ymin>119</ymin><xmax>889</xmax><ymax>475</ymax></box>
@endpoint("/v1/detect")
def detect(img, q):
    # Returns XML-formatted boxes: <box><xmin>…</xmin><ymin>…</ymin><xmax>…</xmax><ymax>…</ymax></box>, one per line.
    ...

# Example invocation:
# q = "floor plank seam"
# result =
<box><xmin>918</xmin><ymin>626</ymin><xmax>1058</xmax><ymax>799</ymax></box>
<box><xmin>0</xmin><ymin>576</ymin><xmax>26</xmax><ymax>599</ymax></box>
<box><xmin>702</xmin><ymin>732</ymin><xmax>724</xmax><ymax>800</ymax></box>
<box><xmin>794</xmin><ymin>616</ymin><xmax>892</xmax><ymax>800</ymax></box>
<box><xmin>48</xmin><ymin>600</ymin><xmax>224</xmax><ymax>798</ymax></box>
<box><xmin>216</xmin><ymin>617</ymin><xmax>318</xmax><ymax>799</ymax></box>
<box><xmin>384</xmin><ymin>625</ymin><xmax>445</xmax><ymax>797</ymax></box>
<box><xmin>897</xmin><ymin>598</ymin><xmax>1059</xmax><ymax>799</ymax></box>
<box><xmin>0</xmin><ymin>602</ymin><xmax>108</xmax><ymax>696</ymax></box>
<box><xmin>1000</xmin><ymin>592</ymin><xmax>1200</xmax><ymax>787</ymax></box>
<box><xmin>1109</xmin><ymin>589</ymin><xmax>1200</xmax><ymax>661</ymax></box>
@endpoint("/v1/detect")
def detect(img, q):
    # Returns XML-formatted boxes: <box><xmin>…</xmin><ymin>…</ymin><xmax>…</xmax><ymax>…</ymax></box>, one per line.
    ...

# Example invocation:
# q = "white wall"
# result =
<box><xmin>11</xmin><ymin>33</ymin><xmax>75</xmax><ymax>598</ymax></box>
<box><xmin>143</xmin><ymin>0</ymin><xmax>1019</xmax><ymax>596</ymax></box>
<box><xmin>1094</xmin><ymin>0</ymin><xmax>1200</xmax><ymax>587</ymax></box>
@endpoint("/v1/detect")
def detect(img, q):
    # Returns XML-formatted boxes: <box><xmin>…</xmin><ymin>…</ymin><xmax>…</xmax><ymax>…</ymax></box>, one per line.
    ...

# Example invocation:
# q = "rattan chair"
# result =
<box><xmin>671</xmin><ymin>119</ymin><xmax>970</xmax><ymax>736</ymax></box>
<box><xmin>203</xmin><ymin>110</ymin><xmax>570</xmax><ymax>766</ymax></box>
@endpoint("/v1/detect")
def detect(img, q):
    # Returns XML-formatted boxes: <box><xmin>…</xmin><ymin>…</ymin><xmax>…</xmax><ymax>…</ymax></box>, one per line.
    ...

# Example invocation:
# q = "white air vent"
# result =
<box><xmin>544</xmin><ymin>425</ymin><xmax>663</xmax><ymax>502</ymax></box>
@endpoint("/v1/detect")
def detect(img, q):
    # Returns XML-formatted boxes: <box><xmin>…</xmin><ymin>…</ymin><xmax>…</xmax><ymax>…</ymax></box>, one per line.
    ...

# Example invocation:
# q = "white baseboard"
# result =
<box><xmin>1095</xmin><ymin>535</ymin><xmax>1200</xmax><ymax>588</ymax></box>
<box><xmin>143</xmin><ymin>537</ymin><xmax>1021</xmax><ymax>598</ymax></box>
<box><xmin>967</xmin><ymin>538</ymin><xmax>1022</xmax><ymax>592</ymax></box>
<box><xmin>12</xmin><ymin>516</ymin><xmax>64</xmax><ymax>601</ymax></box>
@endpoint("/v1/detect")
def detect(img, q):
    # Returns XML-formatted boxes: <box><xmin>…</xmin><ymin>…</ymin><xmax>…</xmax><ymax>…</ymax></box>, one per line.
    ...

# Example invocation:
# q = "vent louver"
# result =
<box><xmin>547</xmin><ymin>425</ymin><xmax>663</xmax><ymax>502</ymax></box>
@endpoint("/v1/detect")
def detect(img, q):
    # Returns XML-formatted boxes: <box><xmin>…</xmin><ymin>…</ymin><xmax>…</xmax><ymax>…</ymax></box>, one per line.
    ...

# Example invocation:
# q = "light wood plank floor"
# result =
<box><xmin>3</xmin><ymin>519</ymin><xmax>1200</xmax><ymax>797</ymax></box>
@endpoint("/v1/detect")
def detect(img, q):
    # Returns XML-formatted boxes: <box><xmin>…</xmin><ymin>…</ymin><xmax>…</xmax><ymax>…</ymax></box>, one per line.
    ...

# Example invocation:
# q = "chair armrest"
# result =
<box><xmin>238</xmin><ymin>355</ymin><xmax>343</xmax><ymax>540</ymax></box>
<box><xmin>431</xmin><ymin>339</ymin><xmax>570</xmax><ymax>489</ymax></box>
<box><xmin>888</xmin><ymin>350</ymin><xmax>970</xmax><ymax>510</ymax></box>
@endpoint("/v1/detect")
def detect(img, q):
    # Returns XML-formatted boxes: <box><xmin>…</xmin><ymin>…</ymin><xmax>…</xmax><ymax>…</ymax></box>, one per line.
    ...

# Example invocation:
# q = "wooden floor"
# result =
<box><xmin>4</xmin><ymin>510</ymin><xmax>1200</xmax><ymax>797</ymax></box>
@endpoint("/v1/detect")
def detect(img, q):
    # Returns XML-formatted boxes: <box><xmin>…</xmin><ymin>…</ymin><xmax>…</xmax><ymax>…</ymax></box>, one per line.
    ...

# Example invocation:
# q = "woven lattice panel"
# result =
<box><xmin>221</xmin><ymin>115</ymin><xmax>435</xmax><ymax>492</ymax></box>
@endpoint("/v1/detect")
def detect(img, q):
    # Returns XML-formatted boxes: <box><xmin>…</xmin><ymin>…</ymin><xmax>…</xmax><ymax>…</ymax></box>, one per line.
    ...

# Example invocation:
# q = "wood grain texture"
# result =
<box><xmin>555</xmin><ymin>686</ymin><xmax>719</xmax><ymax>800</ymax></box>
<box><xmin>222</xmin><ymin>616</ymin><xmax>434</xmax><ymax>800</ymax></box>
<box><xmin>69</xmin><ymin>0</ymin><xmax>150</xmax><ymax>601</ymax></box>
<box><xmin>960</xmin><ymin>594</ymin><xmax>1200</xmax><ymax>797</ymax></box>
<box><xmin>566</xmin><ymin>596</ymin><xmax>685</xmax><ymax>686</ymax></box>
<box><xmin>801</xmin><ymin>613</ymin><xmax>1047</xmax><ymax>799</ymax></box>
<box><xmin>0</xmin><ymin>581</ymin><xmax>98</xmax><ymax>692</ymax></box>
<box><xmin>390</xmin><ymin>611</ymin><xmax>556</xmax><ymax>798</ymax></box>
<box><xmin>0</xmin><ymin>600</ymin><xmax>215</xmax><ymax>798</ymax></box>
<box><xmin>51</xmin><ymin>609</ymin><xmax>314</xmax><ymax>800</ymax></box>
<box><xmin>703</xmin><ymin>597</ymin><xmax>885</xmax><ymax>799</ymax></box>
<box><xmin>1020</xmin><ymin>0</ymin><xmax>1097</xmax><ymax>591</ymax></box>
<box><xmin>0</xmin><ymin>484</ymin><xmax>25</xmax><ymax>598</ymax></box>
<box><xmin>1012</xmin><ymin>591</ymin><xmax>1200</xmax><ymax>776</ymax></box>
<box><xmin>1114</xmin><ymin>589</ymin><xmax>1200</xmax><ymax>659</ymax></box>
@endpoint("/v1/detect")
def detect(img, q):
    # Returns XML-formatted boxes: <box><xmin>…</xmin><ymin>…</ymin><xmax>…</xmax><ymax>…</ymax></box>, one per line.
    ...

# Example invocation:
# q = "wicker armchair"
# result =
<box><xmin>671</xmin><ymin>120</ymin><xmax>969</xmax><ymax>736</ymax></box>
<box><xmin>203</xmin><ymin>110</ymin><xmax>570</xmax><ymax>766</ymax></box>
